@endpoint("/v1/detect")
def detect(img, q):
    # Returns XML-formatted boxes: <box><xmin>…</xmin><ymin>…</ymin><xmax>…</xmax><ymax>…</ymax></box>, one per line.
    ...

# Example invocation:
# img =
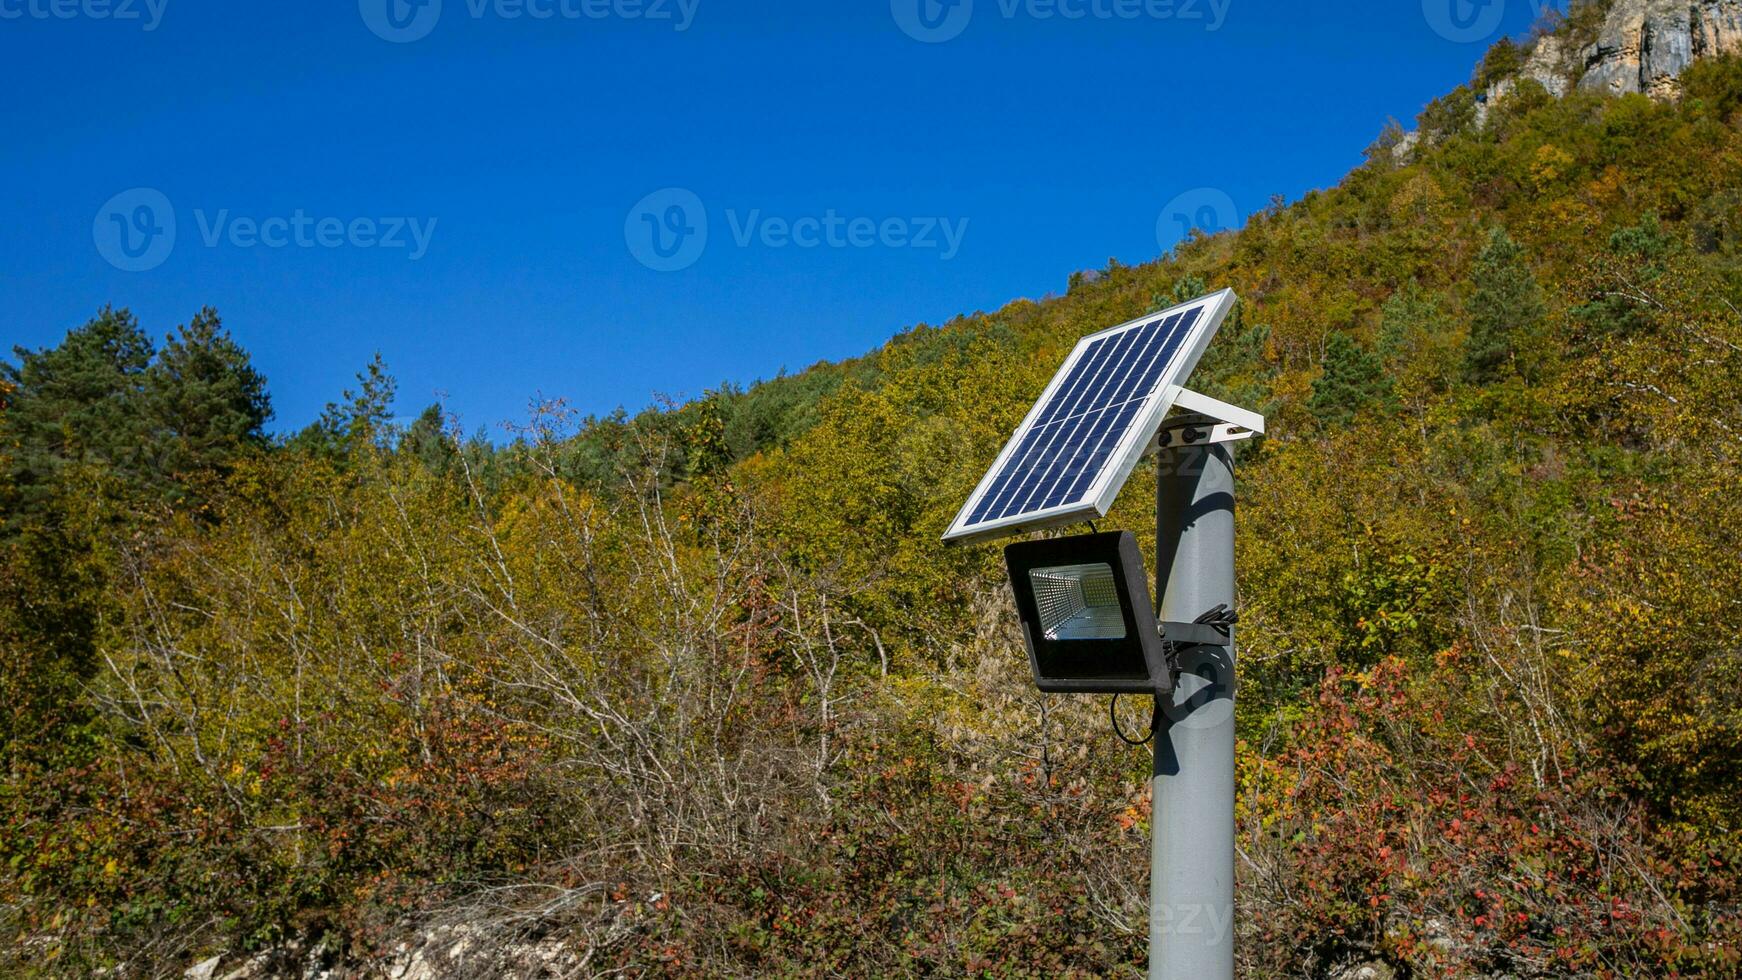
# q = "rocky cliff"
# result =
<box><xmin>1578</xmin><ymin>0</ymin><xmax>1742</xmax><ymax>98</ymax></box>
<box><xmin>1474</xmin><ymin>32</ymin><xmax>1577</xmax><ymax>128</ymax></box>
<box><xmin>1402</xmin><ymin>0</ymin><xmax>1742</xmax><ymax>160</ymax></box>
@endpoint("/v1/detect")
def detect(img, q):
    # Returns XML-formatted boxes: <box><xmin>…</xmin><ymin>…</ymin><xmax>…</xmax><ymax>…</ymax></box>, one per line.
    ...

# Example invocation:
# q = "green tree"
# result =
<box><xmin>1379</xmin><ymin>282</ymin><xmax>1437</xmax><ymax>363</ymax></box>
<box><xmin>1574</xmin><ymin>214</ymin><xmax>1677</xmax><ymax>339</ymax></box>
<box><xmin>1608</xmin><ymin>211</ymin><xmax>1673</xmax><ymax>265</ymax></box>
<box><xmin>401</xmin><ymin>403</ymin><xmax>459</xmax><ymax>476</ymax></box>
<box><xmin>1</xmin><ymin>307</ymin><xmax>153</xmax><ymax>525</ymax></box>
<box><xmin>1463</xmin><ymin>228</ymin><xmax>1546</xmax><ymax>383</ymax></box>
<box><xmin>290</xmin><ymin>353</ymin><xmax>397</xmax><ymax>459</ymax></box>
<box><xmin>1378</xmin><ymin>281</ymin><xmax>1458</xmax><ymax>391</ymax></box>
<box><xmin>1152</xmin><ymin>273</ymin><xmax>1209</xmax><ymax>312</ymax></box>
<box><xmin>4</xmin><ymin>307</ymin><xmax>273</xmax><ymax>519</ymax></box>
<box><xmin>1310</xmin><ymin>333</ymin><xmax>1394</xmax><ymax>425</ymax></box>
<box><xmin>0</xmin><ymin>310</ymin><xmax>158</xmax><ymax>763</ymax></box>
<box><xmin>0</xmin><ymin>517</ymin><xmax>102</xmax><ymax>764</ymax></box>
<box><xmin>1473</xmin><ymin>37</ymin><xmax>1522</xmax><ymax>89</ymax></box>
<box><xmin>142</xmin><ymin>307</ymin><xmax>272</xmax><ymax>494</ymax></box>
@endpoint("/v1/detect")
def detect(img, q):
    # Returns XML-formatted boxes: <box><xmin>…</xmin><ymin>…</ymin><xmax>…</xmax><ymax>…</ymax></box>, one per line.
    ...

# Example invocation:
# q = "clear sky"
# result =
<box><xmin>2</xmin><ymin>0</ymin><xmax>1554</xmax><ymax>437</ymax></box>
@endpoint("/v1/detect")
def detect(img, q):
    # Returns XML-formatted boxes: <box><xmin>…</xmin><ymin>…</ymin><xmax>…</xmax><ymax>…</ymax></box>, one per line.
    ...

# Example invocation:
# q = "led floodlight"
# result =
<box><xmin>1005</xmin><ymin>532</ymin><xmax>1173</xmax><ymax>695</ymax></box>
<box><xmin>1029</xmin><ymin>562</ymin><xmax>1127</xmax><ymax>641</ymax></box>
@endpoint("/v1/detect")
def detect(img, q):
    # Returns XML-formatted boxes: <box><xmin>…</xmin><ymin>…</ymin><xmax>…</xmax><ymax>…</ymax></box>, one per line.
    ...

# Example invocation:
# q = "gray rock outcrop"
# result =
<box><xmin>1579</xmin><ymin>0</ymin><xmax>1742</xmax><ymax>99</ymax></box>
<box><xmin>1397</xmin><ymin>0</ymin><xmax>1742</xmax><ymax>157</ymax></box>
<box><xmin>1476</xmin><ymin>33</ymin><xmax>1577</xmax><ymax>128</ymax></box>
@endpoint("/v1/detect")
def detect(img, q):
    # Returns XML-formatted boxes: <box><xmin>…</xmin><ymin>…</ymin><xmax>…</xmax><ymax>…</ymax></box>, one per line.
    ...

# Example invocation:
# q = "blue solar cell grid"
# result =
<box><xmin>959</xmin><ymin>306</ymin><xmax>1202</xmax><ymax>531</ymax></box>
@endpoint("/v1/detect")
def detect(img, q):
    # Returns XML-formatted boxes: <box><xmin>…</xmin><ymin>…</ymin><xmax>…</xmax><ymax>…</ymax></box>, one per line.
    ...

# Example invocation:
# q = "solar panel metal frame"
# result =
<box><xmin>943</xmin><ymin>288</ymin><xmax>1238</xmax><ymax>545</ymax></box>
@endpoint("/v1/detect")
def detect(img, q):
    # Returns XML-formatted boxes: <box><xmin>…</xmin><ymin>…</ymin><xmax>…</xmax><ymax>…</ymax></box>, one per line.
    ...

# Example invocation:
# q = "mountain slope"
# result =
<box><xmin>5</xmin><ymin>22</ymin><xmax>1742</xmax><ymax>980</ymax></box>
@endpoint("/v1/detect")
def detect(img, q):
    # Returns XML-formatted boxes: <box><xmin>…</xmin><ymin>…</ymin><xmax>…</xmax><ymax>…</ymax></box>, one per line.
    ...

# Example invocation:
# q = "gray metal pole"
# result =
<box><xmin>1149</xmin><ymin>440</ymin><xmax>1237</xmax><ymax>980</ymax></box>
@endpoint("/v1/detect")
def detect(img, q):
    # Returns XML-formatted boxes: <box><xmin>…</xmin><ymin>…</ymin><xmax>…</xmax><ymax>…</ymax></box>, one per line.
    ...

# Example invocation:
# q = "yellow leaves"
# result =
<box><xmin>1388</xmin><ymin>172</ymin><xmax>1448</xmax><ymax>225</ymax></box>
<box><xmin>1582</xmin><ymin>164</ymin><xmax>1628</xmax><ymax>209</ymax></box>
<box><xmin>1532</xmin><ymin>196</ymin><xmax>1601</xmax><ymax>242</ymax></box>
<box><xmin>1530</xmin><ymin>143</ymin><xmax>1576</xmax><ymax>190</ymax></box>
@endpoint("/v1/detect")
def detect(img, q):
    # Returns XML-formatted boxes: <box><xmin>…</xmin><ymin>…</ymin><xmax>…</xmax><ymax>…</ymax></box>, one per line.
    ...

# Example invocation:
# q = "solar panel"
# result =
<box><xmin>943</xmin><ymin>289</ymin><xmax>1237</xmax><ymax>544</ymax></box>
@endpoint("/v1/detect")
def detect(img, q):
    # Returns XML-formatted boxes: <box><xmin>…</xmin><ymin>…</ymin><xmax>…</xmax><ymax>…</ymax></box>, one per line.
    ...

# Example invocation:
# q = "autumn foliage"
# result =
<box><xmin>5</xmin><ymin>34</ymin><xmax>1742</xmax><ymax>980</ymax></box>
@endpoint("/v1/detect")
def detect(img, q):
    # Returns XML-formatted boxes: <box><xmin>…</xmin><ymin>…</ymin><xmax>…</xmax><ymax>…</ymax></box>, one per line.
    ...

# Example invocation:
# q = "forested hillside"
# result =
<box><xmin>5</xmin><ymin>18</ymin><xmax>1742</xmax><ymax>979</ymax></box>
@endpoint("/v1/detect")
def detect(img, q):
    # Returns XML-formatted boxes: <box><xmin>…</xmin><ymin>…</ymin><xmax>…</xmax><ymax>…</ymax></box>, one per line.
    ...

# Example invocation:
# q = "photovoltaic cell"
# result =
<box><xmin>943</xmin><ymin>290</ymin><xmax>1235</xmax><ymax>544</ymax></box>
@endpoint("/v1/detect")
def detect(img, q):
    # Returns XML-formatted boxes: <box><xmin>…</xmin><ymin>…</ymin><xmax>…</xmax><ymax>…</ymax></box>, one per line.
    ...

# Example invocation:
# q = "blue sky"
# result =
<box><xmin>2</xmin><ymin>0</ymin><xmax>1553</xmax><ymax>436</ymax></box>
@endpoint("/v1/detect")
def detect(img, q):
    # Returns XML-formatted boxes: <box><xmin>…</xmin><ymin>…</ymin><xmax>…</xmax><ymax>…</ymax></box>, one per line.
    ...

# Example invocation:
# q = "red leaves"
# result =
<box><xmin>1243</xmin><ymin>655</ymin><xmax>1742</xmax><ymax>975</ymax></box>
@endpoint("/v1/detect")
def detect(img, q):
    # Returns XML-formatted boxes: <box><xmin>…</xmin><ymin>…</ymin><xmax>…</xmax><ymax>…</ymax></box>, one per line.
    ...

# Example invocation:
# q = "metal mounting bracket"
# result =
<box><xmin>1156</xmin><ymin>422</ymin><xmax>1256</xmax><ymax>449</ymax></box>
<box><xmin>1152</xmin><ymin>388</ymin><xmax>1266</xmax><ymax>450</ymax></box>
<box><xmin>1156</xmin><ymin>621</ymin><xmax>1234</xmax><ymax>647</ymax></box>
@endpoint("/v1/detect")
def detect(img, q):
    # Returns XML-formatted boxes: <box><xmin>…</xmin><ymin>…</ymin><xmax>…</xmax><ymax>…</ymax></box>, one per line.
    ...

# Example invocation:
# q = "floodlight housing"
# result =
<box><xmin>1005</xmin><ymin>531</ymin><xmax>1173</xmax><ymax>695</ymax></box>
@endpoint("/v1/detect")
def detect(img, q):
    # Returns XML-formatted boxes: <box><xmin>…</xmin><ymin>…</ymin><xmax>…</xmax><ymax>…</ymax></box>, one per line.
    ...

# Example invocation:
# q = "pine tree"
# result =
<box><xmin>1172</xmin><ymin>274</ymin><xmax>1209</xmax><ymax>305</ymax></box>
<box><xmin>4</xmin><ymin>307</ymin><xmax>275</xmax><ymax>520</ymax></box>
<box><xmin>1575</xmin><ymin>214</ymin><xmax>1674</xmax><ymax>339</ymax></box>
<box><xmin>1310</xmin><ymin>332</ymin><xmax>1395</xmax><ymax>426</ymax></box>
<box><xmin>1377</xmin><ymin>280</ymin><xmax>1460</xmax><ymax>390</ymax></box>
<box><xmin>0</xmin><ymin>308</ymin><xmax>157</xmax><ymax>756</ymax></box>
<box><xmin>143</xmin><ymin>307</ymin><xmax>272</xmax><ymax>490</ymax></box>
<box><xmin>1</xmin><ymin>307</ymin><xmax>154</xmax><ymax>524</ymax></box>
<box><xmin>1463</xmin><ymin>228</ymin><xmax>1546</xmax><ymax>383</ymax></box>
<box><xmin>291</xmin><ymin>354</ymin><xmax>398</xmax><ymax>459</ymax></box>
<box><xmin>1379</xmin><ymin>282</ymin><xmax>1444</xmax><ymax>365</ymax></box>
<box><xmin>402</xmin><ymin>403</ymin><xmax>458</xmax><ymax>475</ymax></box>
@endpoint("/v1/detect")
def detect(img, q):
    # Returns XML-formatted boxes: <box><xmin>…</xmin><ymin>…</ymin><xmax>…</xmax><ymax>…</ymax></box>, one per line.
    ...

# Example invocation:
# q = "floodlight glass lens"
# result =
<box><xmin>1028</xmin><ymin>563</ymin><xmax>1127</xmax><ymax>641</ymax></box>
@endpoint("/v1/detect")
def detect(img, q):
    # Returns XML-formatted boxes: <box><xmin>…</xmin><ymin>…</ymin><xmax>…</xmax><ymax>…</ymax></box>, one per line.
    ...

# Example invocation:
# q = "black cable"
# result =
<box><xmin>1110</xmin><ymin>693</ymin><xmax>1155</xmax><ymax>746</ymax></box>
<box><xmin>1194</xmin><ymin>603</ymin><xmax>1239</xmax><ymax>637</ymax></box>
<box><xmin>1193</xmin><ymin>604</ymin><xmax>1225</xmax><ymax>624</ymax></box>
